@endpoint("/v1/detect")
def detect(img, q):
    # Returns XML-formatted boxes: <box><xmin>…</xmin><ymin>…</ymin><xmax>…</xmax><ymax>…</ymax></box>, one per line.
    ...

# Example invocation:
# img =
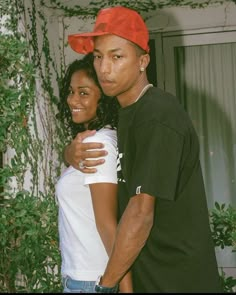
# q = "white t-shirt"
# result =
<box><xmin>55</xmin><ymin>128</ymin><xmax>117</xmax><ymax>281</ymax></box>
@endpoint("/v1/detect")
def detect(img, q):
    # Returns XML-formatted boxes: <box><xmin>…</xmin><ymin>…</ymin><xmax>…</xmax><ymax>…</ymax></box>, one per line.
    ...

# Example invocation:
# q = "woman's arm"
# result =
<box><xmin>90</xmin><ymin>182</ymin><xmax>117</xmax><ymax>256</ymax></box>
<box><xmin>90</xmin><ymin>182</ymin><xmax>133</xmax><ymax>293</ymax></box>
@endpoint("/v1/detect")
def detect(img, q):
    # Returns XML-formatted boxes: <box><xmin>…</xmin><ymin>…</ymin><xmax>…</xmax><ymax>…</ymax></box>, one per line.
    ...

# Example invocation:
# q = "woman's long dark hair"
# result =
<box><xmin>57</xmin><ymin>53</ymin><xmax>120</xmax><ymax>139</ymax></box>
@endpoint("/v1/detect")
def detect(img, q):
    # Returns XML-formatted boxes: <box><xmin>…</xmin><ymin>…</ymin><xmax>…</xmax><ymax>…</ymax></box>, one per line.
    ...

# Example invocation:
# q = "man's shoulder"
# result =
<box><xmin>138</xmin><ymin>87</ymin><xmax>179</xmax><ymax>117</ymax></box>
<box><xmin>146</xmin><ymin>87</ymin><xmax>178</xmax><ymax>104</ymax></box>
<box><xmin>138</xmin><ymin>87</ymin><xmax>194</xmax><ymax>134</ymax></box>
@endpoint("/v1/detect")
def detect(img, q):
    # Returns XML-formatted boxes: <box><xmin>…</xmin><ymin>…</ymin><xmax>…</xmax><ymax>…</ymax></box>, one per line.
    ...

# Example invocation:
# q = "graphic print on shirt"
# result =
<box><xmin>117</xmin><ymin>148</ymin><xmax>125</xmax><ymax>183</ymax></box>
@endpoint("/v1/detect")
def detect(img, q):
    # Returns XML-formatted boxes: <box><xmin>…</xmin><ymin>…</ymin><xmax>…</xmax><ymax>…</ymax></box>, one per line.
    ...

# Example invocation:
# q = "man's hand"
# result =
<box><xmin>64</xmin><ymin>130</ymin><xmax>108</xmax><ymax>173</ymax></box>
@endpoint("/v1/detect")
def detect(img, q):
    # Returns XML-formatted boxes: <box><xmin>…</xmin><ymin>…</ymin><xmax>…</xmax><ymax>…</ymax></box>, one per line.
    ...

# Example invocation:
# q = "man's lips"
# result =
<box><xmin>99</xmin><ymin>80</ymin><xmax>113</xmax><ymax>87</ymax></box>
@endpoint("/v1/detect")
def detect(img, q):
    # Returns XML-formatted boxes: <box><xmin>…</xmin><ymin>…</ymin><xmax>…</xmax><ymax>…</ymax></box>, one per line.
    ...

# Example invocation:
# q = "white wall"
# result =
<box><xmin>145</xmin><ymin>1</ymin><xmax>236</xmax><ymax>33</ymax></box>
<box><xmin>58</xmin><ymin>2</ymin><xmax>236</xmax><ymax>65</ymax></box>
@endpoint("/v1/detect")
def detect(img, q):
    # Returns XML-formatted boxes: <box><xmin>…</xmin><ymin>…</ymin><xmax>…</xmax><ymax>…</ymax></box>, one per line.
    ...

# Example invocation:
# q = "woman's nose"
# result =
<box><xmin>67</xmin><ymin>94</ymin><xmax>79</xmax><ymax>106</ymax></box>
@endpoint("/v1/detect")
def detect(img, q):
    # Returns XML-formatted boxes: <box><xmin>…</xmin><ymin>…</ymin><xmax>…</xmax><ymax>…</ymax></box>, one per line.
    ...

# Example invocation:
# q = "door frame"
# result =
<box><xmin>150</xmin><ymin>28</ymin><xmax>236</xmax><ymax>95</ymax></box>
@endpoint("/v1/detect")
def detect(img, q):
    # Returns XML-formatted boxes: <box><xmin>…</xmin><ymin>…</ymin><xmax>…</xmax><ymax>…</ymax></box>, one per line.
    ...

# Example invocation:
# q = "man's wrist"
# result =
<box><xmin>94</xmin><ymin>275</ymin><xmax>119</xmax><ymax>293</ymax></box>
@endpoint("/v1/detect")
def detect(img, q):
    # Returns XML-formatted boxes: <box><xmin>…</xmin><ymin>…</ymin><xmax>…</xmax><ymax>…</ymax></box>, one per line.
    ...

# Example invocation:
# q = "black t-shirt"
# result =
<box><xmin>117</xmin><ymin>87</ymin><xmax>223</xmax><ymax>293</ymax></box>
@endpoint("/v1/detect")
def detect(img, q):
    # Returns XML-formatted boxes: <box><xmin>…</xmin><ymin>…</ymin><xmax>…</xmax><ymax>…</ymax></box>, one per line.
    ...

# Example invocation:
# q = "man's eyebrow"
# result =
<box><xmin>93</xmin><ymin>48</ymin><xmax>123</xmax><ymax>53</ymax></box>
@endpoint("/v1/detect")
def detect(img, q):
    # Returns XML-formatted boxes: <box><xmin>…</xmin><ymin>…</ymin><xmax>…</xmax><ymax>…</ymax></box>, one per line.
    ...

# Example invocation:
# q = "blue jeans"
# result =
<box><xmin>62</xmin><ymin>276</ymin><xmax>96</xmax><ymax>293</ymax></box>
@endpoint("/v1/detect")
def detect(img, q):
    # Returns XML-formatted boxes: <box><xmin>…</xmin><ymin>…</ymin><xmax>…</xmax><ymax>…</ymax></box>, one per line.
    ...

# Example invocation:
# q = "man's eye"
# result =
<box><xmin>113</xmin><ymin>55</ymin><xmax>122</xmax><ymax>59</ymax></box>
<box><xmin>93</xmin><ymin>55</ymin><xmax>101</xmax><ymax>59</ymax></box>
<box><xmin>68</xmin><ymin>90</ymin><xmax>73</xmax><ymax>95</ymax></box>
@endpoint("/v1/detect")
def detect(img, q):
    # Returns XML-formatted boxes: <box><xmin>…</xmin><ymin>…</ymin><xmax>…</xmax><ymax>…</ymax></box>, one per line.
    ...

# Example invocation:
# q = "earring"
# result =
<box><xmin>140</xmin><ymin>67</ymin><xmax>145</xmax><ymax>72</ymax></box>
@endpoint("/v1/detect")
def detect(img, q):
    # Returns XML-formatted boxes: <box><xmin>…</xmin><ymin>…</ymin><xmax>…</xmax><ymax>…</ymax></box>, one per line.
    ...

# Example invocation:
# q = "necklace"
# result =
<box><xmin>134</xmin><ymin>84</ymin><xmax>153</xmax><ymax>103</ymax></box>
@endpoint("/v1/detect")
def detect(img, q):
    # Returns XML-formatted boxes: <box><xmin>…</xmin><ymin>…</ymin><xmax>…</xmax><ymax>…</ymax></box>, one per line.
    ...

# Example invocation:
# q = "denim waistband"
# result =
<box><xmin>62</xmin><ymin>275</ymin><xmax>96</xmax><ymax>293</ymax></box>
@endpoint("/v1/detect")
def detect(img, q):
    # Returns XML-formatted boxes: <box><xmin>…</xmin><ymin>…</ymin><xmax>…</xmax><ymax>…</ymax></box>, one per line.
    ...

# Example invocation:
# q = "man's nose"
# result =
<box><xmin>99</xmin><ymin>57</ymin><xmax>111</xmax><ymax>74</ymax></box>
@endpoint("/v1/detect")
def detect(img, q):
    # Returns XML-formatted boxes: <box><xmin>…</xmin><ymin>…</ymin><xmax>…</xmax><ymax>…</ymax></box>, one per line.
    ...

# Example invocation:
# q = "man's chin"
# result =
<box><xmin>102</xmin><ymin>88</ymin><xmax>117</xmax><ymax>97</ymax></box>
<box><xmin>100</xmin><ymin>82</ymin><xmax>115</xmax><ymax>94</ymax></box>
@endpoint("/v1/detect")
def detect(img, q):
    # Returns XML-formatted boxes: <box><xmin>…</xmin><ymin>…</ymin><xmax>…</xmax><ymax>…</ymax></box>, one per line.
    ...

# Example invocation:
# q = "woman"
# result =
<box><xmin>56</xmin><ymin>53</ymin><xmax>132</xmax><ymax>293</ymax></box>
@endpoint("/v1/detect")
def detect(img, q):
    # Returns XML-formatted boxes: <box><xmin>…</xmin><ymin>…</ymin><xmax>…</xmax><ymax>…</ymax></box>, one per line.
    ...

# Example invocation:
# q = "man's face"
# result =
<box><xmin>93</xmin><ymin>34</ymin><xmax>143</xmax><ymax>103</ymax></box>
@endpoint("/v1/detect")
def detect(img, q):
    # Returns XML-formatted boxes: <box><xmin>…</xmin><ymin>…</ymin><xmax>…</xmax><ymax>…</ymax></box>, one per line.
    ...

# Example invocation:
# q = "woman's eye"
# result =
<box><xmin>68</xmin><ymin>90</ymin><xmax>73</xmax><ymax>95</ymax></box>
<box><xmin>80</xmin><ymin>91</ymin><xmax>88</xmax><ymax>96</ymax></box>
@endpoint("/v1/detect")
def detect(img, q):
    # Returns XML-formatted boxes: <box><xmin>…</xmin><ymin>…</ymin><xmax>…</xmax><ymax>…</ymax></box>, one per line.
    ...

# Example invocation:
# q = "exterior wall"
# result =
<box><xmin>144</xmin><ymin>1</ymin><xmax>236</xmax><ymax>33</ymax></box>
<box><xmin>59</xmin><ymin>2</ymin><xmax>236</xmax><ymax>61</ymax></box>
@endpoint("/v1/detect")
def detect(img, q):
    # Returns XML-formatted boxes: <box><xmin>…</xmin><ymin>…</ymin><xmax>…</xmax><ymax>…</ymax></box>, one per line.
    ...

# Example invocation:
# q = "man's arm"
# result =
<box><xmin>98</xmin><ymin>193</ymin><xmax>155</xmax><ymax>288</ymax></box>
<box><xmin>63</xmin><ymin>130</ymin><xmax>108</xmax><ymax>173</ymax></box>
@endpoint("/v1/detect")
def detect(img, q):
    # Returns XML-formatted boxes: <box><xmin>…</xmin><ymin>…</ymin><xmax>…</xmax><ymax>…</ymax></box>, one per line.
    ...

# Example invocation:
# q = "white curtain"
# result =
<box><xmin>175</xmin><ymin>42</ymin><xmax>236</xmax><ymax>210</ymax></box>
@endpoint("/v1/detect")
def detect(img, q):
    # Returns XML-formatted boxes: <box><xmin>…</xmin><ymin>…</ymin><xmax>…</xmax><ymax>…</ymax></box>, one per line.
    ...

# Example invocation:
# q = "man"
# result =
<box><xmin>65</xmin><ymin>6</ymin><xmax>223</xmax><ymax>293</ymax></box>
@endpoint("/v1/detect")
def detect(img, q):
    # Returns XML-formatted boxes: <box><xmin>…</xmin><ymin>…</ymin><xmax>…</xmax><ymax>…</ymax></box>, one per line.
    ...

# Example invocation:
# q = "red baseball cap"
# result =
<box><xmin>68</xmin><ymin>6</ymin><xmax>149</xmax><ymax>54</ymax></box>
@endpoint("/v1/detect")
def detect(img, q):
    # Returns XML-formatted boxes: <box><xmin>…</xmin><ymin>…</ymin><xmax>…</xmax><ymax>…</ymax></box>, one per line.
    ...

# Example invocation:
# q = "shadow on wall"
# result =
<box><xmin>175</xmin><ymin>44</ymin><xmax>236</xmax><ymax>210</ymax></box>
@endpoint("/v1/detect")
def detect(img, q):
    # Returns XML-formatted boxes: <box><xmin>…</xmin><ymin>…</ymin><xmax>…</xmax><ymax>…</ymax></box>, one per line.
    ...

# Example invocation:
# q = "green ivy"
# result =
<box><xmin>209</xmin><ymin>202</ymin><xmax>236</xmax><ymax>292</ymax></box>
<box><xmin>0</xmin><ymin>0</ymin><xmax>63</xmax><ymax>291</ymax></box>
<box><xmin>210</xmin><ymin>202</ymin><xmax>236</xmax><ymax>251</ymax></box>
<box><xmin>0</xmin><ymin>35</ymin><xmax>36</xmax><ymax>190</ymax></box>
<box><xmin>0</xmin><ymin>191</ymin><xmax>61</xmax><ymax>292</ymax></box>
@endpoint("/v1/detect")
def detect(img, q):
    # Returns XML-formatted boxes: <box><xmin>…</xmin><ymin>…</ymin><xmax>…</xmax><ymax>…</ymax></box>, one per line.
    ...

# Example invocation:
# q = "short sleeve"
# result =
<box><xmin>82</xmin><ymin>130</ymin><xmax>118</xmax><ymax>185</ymax></box>
<box><xmin>129</xmin><ymin>121</ymin><xmax>184</xmax><ymax>201</ymax></box>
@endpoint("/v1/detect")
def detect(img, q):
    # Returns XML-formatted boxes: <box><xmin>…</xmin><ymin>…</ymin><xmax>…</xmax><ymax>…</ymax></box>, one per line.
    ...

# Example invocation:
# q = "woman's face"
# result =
<box><xmin>67</xmin><ymin>69</ymin><xmax>101</xmax><ymax>128</ymax></box>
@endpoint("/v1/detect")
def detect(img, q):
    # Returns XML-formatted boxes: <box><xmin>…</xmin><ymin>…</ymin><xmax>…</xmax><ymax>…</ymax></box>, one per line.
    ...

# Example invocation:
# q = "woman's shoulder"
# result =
<box><xmin>83</xmin><ymin>127</ymin><xmax>117</xmax><ymax>144</ymax></box>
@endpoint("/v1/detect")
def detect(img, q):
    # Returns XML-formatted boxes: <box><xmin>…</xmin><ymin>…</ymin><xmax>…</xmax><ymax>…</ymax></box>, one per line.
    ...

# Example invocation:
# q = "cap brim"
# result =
<box><xmin>68</xmin><ymin>32</ymin><xmax>109</xmax><ymax>54</ymax></box>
